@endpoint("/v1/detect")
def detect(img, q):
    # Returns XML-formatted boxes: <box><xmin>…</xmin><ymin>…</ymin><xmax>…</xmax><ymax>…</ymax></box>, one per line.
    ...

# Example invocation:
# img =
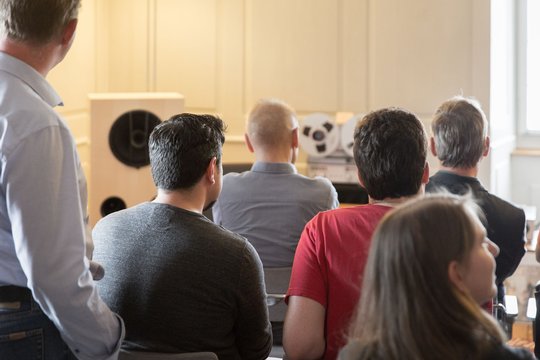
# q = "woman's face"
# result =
<box><xmin>459</xmin><ymin>216</ymin><xmax>499</xmax><ymax>305</ymax></box>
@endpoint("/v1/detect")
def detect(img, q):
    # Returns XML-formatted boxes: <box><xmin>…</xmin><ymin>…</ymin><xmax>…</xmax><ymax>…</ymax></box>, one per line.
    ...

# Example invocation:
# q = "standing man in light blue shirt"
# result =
<box><xmin>213</xmin><ymin>99</ymin><xmax>339</xmax><ymax>268</ymax></box>
<box><xmin>0</xmin><ymin>1</ymin><xmax>124</xmax><ymax>359</ymax></box>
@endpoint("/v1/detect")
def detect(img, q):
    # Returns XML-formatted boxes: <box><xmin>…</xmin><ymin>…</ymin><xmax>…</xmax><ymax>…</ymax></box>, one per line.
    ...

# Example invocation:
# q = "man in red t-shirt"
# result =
<box><xmin>283</xmin><ymin>108</ymin><xmax>430</xmax><ymax>360</ymax></box>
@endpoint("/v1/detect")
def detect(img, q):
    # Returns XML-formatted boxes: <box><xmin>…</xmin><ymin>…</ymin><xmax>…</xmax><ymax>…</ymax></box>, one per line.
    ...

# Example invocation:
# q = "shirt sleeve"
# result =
<box><xmin>286</xmin><ymin>215</ymin><xmax>328</xmax><ymax>307</ymax></box>
<box><xmin>234</xmin><ymin>241</ymin><xmax>273</xmax><ymax>360</ymax></box>
<box><xmin>3</xmin><ymin>126</ymin><xmax>124</xmax><ymax>360</ymax></box>
<box><xmin>328</xmin><ymin>184</ymin><xmax>340</xmax><ymax>209</ymax></box>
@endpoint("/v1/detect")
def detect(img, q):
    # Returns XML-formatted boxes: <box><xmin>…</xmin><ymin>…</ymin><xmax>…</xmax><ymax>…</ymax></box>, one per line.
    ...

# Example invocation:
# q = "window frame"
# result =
<box><xmin>516</xmin><ymin>0</ymin><xmax>540</xmax><ymax>147</ymax></box>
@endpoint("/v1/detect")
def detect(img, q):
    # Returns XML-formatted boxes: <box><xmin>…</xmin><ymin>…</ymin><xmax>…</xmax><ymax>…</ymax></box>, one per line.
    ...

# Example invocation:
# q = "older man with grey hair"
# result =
<box><xmin>426</xmin><ymin>95</ymin><xmax>526</xmax><ymax>308</ymax></box>
<box><xmin>0</xmin><ymin>1</ymin><xmax>124</xmax><ymax>359</ymax></box>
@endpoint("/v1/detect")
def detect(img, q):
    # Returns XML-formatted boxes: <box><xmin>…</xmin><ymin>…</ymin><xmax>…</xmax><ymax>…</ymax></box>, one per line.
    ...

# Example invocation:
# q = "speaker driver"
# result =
<box><xmin>100</xmin><ymin>196</ymin><xmax>127</xmax><ymax>217</ymax></box>
<box><xmin>109</xmin><ymin>110</ymin><xmax>161</xmax><ymax>168</ymax></box>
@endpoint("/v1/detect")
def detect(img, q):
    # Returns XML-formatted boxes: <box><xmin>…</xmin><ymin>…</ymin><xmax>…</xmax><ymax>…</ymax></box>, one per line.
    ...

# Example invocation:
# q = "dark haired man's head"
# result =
<box><xmin>353</xmin><ymin>108</ymin><xmax>427</xmax><ymax>200</ymax></box>
<box><xmin>149</xmin><ymin>113</ymin><xmax>226</xmax><ymax>191</ymax></box>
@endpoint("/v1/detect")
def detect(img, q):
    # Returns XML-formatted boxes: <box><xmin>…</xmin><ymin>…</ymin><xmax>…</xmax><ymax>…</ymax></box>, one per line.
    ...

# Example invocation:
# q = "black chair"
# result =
<box><xmin>264</xmin><ymin>267</ymin><xmax>292</xmax><ymax>355</ymax></box>
<box><xmin>264</xmin><ymin>267</ymin><xmax>292</xmax><ymax>323</ymax></box>
<box><xmin>534</xmin><ymin>281</ymin><xmax>540</xmax><ymax>358</ymax></box>
<box><xmin>119</xmin><ymin>350</ymin><xmax>218</xmax><ymax>360</ymax></box>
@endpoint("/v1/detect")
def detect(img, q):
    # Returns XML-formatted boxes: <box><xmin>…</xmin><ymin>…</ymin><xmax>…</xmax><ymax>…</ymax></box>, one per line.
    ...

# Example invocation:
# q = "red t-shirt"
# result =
<box><xmin>286</xmin><ymin>204</ymin><xmax>393</xmax><ymax>360</ymax></box>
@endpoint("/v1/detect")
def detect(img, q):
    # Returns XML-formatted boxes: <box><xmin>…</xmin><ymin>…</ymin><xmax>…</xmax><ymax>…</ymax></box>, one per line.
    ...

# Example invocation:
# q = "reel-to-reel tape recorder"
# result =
<box><xmin>298</xmin><ymin>112</ymin><xmax>368</xmax><ymax>204</ymax></box>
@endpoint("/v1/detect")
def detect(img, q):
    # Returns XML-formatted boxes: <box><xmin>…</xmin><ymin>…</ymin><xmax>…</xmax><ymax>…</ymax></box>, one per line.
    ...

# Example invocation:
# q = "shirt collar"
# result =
<box><xmin>436</xmin><ymin>170</ymin><xmax>481</xmax><ymax>185</ymax></box>
<box><xmin>0</xmin><ymin>52</ymin><xmax>63</xmax><ymax>107</ymax></box>
<box><xmin>251</xmin><ymin>161</ymin><xmax>297</xmax><ymax>174</ymax></box>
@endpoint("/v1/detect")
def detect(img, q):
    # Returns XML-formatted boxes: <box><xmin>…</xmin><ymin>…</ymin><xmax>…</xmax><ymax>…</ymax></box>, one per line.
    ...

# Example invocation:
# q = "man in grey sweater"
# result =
<box><xmin>93</xmin><ymin>113</ymin><xmax>272</xmax><ymax>360</ymax></box>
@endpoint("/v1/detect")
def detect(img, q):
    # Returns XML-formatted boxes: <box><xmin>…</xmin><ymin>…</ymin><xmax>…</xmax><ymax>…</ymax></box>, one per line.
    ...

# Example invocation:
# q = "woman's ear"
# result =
<box><xmin>448</xmin><ymin>260</ymin><xmax>467</xmax><ymax>293</ymax></box>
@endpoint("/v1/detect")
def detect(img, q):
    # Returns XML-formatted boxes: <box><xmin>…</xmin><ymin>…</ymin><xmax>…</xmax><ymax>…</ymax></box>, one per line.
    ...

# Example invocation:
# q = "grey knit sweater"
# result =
<box><xmin>93</xmin><ymin>202</ymin><xmax>272</xmax><ymax>360</ymax></box>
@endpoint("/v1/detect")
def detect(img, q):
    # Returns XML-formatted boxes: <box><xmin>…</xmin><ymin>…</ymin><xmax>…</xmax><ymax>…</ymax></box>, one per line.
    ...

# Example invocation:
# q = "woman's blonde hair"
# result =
<box><xmin>347</xmin><ymin>193</ymin><xmax>504</xmax><ymax>360</ymax></box>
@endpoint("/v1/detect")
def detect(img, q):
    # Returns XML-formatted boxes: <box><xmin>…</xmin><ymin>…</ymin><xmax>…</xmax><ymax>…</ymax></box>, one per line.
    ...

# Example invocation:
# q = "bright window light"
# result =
<box><xmin>505</xmin><ymin>295</ymin><xmax>519</xmax><ymax>316</ymax></box>
<box><xmin>527</xmin><ymin>297</ymin><xmax>537</xmax><ymax>319</ymax></box>
<box><xmin>526</xmin><ymin>0</ymin><xmax>540</xmax><ymax>131</ymax></box>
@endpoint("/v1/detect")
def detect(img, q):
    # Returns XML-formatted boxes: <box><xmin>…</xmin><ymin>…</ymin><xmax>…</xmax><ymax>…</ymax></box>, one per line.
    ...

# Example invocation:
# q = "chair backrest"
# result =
<box><xmin>119</xmin><ymin>349</ymin><xmax>218</xmax><ymax>360</ymax></box>
<box><xmin>264</xmin><ymin>267</ymin><xmax>292</xmax><ymax>322</ymax></box>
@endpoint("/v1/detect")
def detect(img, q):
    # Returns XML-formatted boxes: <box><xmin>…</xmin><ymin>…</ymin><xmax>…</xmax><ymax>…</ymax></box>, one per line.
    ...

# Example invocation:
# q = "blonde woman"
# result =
<box><xmin>339</xmin><ymin>194</ymin><xmax>534</xmax><ymax>360</ymax></box>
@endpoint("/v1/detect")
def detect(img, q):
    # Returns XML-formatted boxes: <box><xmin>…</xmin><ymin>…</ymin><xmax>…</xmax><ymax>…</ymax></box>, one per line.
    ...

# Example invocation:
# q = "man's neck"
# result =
<box><xmin>254</xmin><ymin>149</ymin><xmax>294</xmax><ymax>164</ymax></box>
<box><xmin>0</xmin><ymin>38</ymin><xmax>56</xmax><ymax>77</ymax></box>
<box><xmin>439</xmin><ymin>165</ymin><xmax>478</xmax><ymax>178</ymax></box>
<box><xmin>153</xmin><ymin>188</ymin><xmax>206</xmax><ymax>214</ymax></box>
<box><xmin>368</xmin><ymin>186</ymin><xmax>426</xmax><ymax>206</ymax></box>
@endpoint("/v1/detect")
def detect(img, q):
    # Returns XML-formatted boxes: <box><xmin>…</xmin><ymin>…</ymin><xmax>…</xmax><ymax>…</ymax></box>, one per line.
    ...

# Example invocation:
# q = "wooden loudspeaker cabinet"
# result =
<box><xmin>89</xmin><ymin>92</ymin><xmax>185</xmax><ymax>226</ymax></box>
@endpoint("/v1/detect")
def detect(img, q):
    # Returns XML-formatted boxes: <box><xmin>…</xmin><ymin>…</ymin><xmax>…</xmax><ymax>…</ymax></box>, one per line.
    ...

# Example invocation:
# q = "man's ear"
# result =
<box><xmin>206</xmin><ymin>157</ymin><xmax>217</xmax><ymax>185</ymax></box>
<box><xmin>357</xmin><ymin>171</ymin><xmax>365</xmax><ymax>188</ymax></box>
<box><xmin>430</xmin><ymin>137</ymin><xmax>437</xmax><ymax>157</ymax></box>
<box><xmin>421</xmin><ymin>162</ymin><xmax>430</xmax><ymax>184</ymax></box>
<box><xmin>448</xmin><ymin>260</ymin><xmax>467</xmax><ymax>293</ymax></box>
<box><xmin>61</xmin><ymin>18</ymin><xmax>78</xmax><ymax>46</ymax></box>
<box><xmin>292</xmin><ymin>127</ymin><xmax>299</xmax><ymax>149</ymax></box>
<box><xmin>483</xmin><ymin>136</ymin><xmax>490</xmax><ymax>157</ymax></box>
<box><xmin>244</xmin><ymin>133</ymin><xmax>255</xmax><ymax>153</ymax></box>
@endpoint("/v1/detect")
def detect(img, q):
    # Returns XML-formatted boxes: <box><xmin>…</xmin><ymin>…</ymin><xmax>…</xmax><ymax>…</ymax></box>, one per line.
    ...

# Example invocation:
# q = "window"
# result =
<box><xmin>517</xmin><ymin>0</ymin><xmax>540</xmax><ymax>139</ymax></box>
<box><xmin>525</xmin><ymin>0</ymin><xmax>540</xmax><ymax>131</ymax></box>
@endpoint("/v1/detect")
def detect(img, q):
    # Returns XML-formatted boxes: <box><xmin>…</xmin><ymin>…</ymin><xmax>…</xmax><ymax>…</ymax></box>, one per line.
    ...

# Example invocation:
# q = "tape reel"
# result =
<box><xmin>299</xmin><ymin>113</ymin><xmax>340</xmax><ymax>158</ymax></box>
<box><xmin>340</xmin><ymin>114</ymin><xmax>363</xmax><ymax>157</ymax></box>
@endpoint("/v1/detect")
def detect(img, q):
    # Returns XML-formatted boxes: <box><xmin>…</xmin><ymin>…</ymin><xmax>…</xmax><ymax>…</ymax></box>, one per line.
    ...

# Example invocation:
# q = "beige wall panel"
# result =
<box><xmin>369</xmin><ymin>0</ymin><xmax>473</xmax><ymax>113</ymax></box>
<box><xmin>216</xmin><ymin>0</ymin><xmax>246</xmax><ymax>136</ymax></box>
<box><xmin>247</xmin><ymin>0</ymin><xmax>339</xmax><ymax>113</ymax></box>
<box><xmin>223</xmin><ymin>140</ymin><xmax>254</xmax><ymax>165</ymax></box>
<box><xmin>49</xmin><ymin>0</ymin><xmax>96</xmax><ymax>112</ymax></box>
<box><xmin>154</xmin><ymin>0</ymin><xmax>217</xmax><ymax>110</ymax></box>
<box><xmin>106</xmin><ymin>0</ymin><xmax>150</xmax><ymax>91</ymax></box>
<box><xmin>62</xmin><ymin>113</ymin><xmax>91</xmax><ymax>178</ymax></box>
<box><xmin>341</xmin><ymin>0</ymin><xmax>369</xmax><ymax>112</ymax></box>
<box><xmin>94</xmin><ymin>0</ymin><xmax>112</xmax><ymax>92</ymax></box>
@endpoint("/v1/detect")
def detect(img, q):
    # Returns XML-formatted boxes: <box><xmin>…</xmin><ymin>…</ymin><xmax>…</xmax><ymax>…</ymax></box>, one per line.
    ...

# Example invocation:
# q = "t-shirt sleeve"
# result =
<box><xmin>286</xmin><ymin>215</ymin><xmax>328</xmax><ymax>307</ymax></box>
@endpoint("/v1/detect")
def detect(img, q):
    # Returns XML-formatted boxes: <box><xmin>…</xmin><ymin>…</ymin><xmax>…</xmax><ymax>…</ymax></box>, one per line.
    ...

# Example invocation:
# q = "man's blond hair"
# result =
<box><xmin>246</xmin><ymin>98</ymin><xmax>297</xmax><ymax>150</ymax></box>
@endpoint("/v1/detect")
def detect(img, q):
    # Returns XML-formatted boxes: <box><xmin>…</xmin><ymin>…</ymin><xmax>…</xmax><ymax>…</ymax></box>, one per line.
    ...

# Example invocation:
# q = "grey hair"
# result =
<box><xmin>431</xmin><ymin>96</ymin><xmax>488</xmax><ymax>169</ymax></box>
<box><xmin>0</xmin><ymin>0</ymin><xmax>81</xmax><ymax>44</ymax></box>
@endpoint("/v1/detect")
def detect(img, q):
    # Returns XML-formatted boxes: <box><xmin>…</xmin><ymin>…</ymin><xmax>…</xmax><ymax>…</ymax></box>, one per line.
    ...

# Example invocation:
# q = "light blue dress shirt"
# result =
<box><xmin>213</xmin><ymin>162</ymin><xmax>339</xmax><ymax>267</ymax></box>
<box><xmin>0</xmin><ymin>52</ymin><xmax>124</xmax><ymax>360</ymax></box>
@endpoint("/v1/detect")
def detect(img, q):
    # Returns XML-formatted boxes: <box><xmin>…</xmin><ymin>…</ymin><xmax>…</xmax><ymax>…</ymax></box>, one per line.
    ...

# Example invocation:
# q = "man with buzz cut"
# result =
<box><xmin>94</xmin><ymin>114</ymin><xmax>272</xmax><ymax>360</ymax></box>
<box><xmin>213</xmin><ymin>98</ymin><xmax>339</xmax><ymax>269</ymax></box>
<box><xmin>426</xmin><ymin>96</ymin><xmax>526</xmax><ymax>307</ymax></box>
